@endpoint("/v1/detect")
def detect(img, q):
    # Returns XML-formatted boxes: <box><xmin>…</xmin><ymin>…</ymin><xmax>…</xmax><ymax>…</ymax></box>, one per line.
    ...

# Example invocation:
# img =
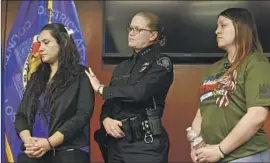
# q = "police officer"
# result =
<box><xmin>85</xmin><ymin>12</ymin><xmax>173</xmax><ymax>163</ymax></box>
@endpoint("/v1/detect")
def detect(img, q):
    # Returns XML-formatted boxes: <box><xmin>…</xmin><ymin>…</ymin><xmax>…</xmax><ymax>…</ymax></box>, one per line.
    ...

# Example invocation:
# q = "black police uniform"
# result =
<box><xmin>99</xmin><ymin>44</ymin><xmax>173</xmax><ymax>163</ymax></box>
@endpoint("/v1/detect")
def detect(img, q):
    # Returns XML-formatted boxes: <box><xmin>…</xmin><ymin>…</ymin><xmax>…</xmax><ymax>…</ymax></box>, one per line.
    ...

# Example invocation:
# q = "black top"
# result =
<box><xmin>15</xmin><ymin>65</ymin><xmax>95</xmax><ymax>150</ymax></box>
<box><xmin>100</xmin><ymin>44</ymin><xmax>174</xmax><ymax>122</ymax></box>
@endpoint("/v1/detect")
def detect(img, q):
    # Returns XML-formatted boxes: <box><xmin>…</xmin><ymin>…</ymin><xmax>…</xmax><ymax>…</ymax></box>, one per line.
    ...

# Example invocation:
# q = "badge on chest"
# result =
<box><xmin>139</xmin><ymin>62</ymin><xmax>150</xmax><ymax>72</ymax></box>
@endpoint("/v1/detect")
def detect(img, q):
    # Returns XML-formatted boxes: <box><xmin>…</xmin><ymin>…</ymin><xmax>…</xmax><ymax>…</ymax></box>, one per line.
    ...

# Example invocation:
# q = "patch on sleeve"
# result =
<box><xmin>157</xmin><ymin>57</ymin><xmax>172</xmax><ymax>72</ymax></box>
<box><xmin>258</xmin><ymin>84</ymin><xmax>270</xmax><ymax>99</ymax></box>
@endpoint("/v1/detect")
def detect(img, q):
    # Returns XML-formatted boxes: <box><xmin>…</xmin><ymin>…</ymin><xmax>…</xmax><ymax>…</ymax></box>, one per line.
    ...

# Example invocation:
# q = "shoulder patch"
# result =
<box><xmin>157</xmin><ymin>57</ymin><xmax>172</xmax><ymax>72</ymax></box>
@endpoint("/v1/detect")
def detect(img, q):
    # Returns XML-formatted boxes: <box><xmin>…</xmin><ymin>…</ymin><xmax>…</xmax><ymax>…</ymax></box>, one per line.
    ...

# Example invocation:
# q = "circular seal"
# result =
<box><xmin>22</xmin><ymin>35</ymin><xmax>41</xmax><ymax>90</ymax></box>
<box><xmin>22</xmin><ymin>53</ymin><xmax>31</xmax><ymax>90</ymax></box>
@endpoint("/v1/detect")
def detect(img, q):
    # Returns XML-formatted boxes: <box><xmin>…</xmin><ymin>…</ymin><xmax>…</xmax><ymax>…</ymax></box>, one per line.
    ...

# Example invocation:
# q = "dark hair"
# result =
<box><xmin>135</xmin><ymin>12</ymin><xmax>166</xmax><ymax>46</ymax></box>
<box><xmin>20</xmin><ymin>23</ymin><xmax>81</xmax><ymax>125</ymax></box>
<box><xmin>218</xmin><ymin>8</ymin><xmax>263</xmax><ymax>76</ymax></box>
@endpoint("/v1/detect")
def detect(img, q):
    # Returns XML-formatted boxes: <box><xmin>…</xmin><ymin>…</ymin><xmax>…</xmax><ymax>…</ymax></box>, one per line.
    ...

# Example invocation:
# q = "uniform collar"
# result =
<box><xmin>129</xmin><ymin>44</ymin><xmax>160</xmax><ymax>63</ymax></box>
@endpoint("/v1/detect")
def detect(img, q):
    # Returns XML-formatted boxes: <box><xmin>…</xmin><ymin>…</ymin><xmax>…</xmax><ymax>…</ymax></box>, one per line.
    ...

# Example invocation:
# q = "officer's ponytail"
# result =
<box><xmin>135</xmin><ymin>12</ymin><xmax>166</xmax><ymax>47</ymax></box>
<box><xmin>156</xmin><ymin>26</ymin><xmax>166</xmax><ymax>47</ymax></box>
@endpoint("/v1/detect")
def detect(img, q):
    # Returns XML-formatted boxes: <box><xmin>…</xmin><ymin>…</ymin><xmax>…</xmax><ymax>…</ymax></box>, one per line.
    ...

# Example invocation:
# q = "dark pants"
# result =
<box><xmin>108</xmin><ymin>131</ymin><xmax>169</xmax><ymax>163</ymax></box>
<box><xmin>17</xmin><ymin>149</ymin><xmax>89</xmax><ymax>163</ymax></box>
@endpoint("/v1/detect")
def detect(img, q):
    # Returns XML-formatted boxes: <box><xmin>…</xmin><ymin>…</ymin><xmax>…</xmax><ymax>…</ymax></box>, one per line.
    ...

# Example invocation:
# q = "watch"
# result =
<box><xmin>97</xmin><ymin>85</ymin><xmax>104</xmax><ymax>95</ymax></box>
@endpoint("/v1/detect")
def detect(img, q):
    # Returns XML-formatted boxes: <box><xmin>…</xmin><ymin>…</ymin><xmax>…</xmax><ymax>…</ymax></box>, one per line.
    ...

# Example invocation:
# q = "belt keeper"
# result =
<box><xmin>47</xmin><ymin>138</ymin><xmax>55</xmax><ymax>156</ymax></box>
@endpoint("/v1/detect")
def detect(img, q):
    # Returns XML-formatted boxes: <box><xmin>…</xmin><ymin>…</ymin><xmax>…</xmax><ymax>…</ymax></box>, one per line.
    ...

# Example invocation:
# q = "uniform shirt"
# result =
<box><xmin>199</xmin><ymin>52</ymin><xmax>270</xmax><ymax>162</ymax></box>
<box><xmin>100</xmin><ymin>44</ymin><xmax>174</xmax><ymax>122</ymax></box>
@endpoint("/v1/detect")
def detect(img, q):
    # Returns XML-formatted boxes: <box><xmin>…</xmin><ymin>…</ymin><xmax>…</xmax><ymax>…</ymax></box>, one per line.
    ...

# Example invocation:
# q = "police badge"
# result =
<box><xmin>139</xmin><ymin>62</ymin><xmax>150</xmax><ymax>72</ymax></box>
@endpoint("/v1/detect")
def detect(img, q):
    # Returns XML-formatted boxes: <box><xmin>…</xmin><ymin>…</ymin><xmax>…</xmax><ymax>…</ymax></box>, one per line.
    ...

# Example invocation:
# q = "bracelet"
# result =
<box><xmin>46</xmin><ymin>138</ymin><xmax>55</xmax><ymax>156</ymax></box>
<box><xmin>218</xmin><ymin>144</ymin><xmax>225</xmax><ymax>158</ymax></box>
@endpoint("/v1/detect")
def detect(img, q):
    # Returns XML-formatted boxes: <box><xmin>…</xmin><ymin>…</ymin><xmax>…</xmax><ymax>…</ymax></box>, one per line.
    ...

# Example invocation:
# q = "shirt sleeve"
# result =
<box><xmin>58</xmin><ymin>72</ymin><xmax>95</xmax><ymax>141</ymax></box>
<box><xmin>245</xmin><ymin>55</ymin><xmax>270</xmax><ymax>108</ymax></box>
<box><xmin>100</xmin><ymin>99</ymin><xmax>114</xmax><ymax>124</ymax></box>
<box><xmin>15</xmin><ymin>72</ymin><xmax>37</xmax><ymax>135</ymax></box>
<box><xmin>102</xmin><ymin>57</ymin><xmax>173</xmax><ymax>102</ymax></box>
<box><xmin>99</xmin><ymin>67</ymin><xmax>119</xmax><ymax>123</ymax></box>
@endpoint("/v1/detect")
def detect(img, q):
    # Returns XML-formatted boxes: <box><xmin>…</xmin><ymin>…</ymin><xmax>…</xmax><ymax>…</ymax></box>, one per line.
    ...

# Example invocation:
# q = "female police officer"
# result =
<box><xmin>85</xmin><ymin>12</ymin><xmax>173</xmax><ymax>163</ymax></box>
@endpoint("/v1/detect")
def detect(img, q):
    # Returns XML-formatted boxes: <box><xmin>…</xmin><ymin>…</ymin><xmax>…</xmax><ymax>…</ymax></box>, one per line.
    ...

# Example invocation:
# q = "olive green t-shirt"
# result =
<box><xmin>199</xmin><ymin>52</ymin><xmax>270</xmax><ymax>162</ymax></box>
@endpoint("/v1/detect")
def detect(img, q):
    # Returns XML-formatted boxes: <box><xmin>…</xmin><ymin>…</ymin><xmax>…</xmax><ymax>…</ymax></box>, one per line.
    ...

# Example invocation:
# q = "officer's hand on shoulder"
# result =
<box><xmin>103</xmin><ymin>118</ymin><xmax>125</xmax><ymax>138</ymax></box>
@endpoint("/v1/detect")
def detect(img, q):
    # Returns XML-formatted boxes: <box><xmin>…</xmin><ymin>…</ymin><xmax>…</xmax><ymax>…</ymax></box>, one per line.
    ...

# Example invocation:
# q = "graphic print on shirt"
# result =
<box><xmin>200</xmin><ymin>70</ymin><xmax>238</xmax><ymax>107</ymax></box>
